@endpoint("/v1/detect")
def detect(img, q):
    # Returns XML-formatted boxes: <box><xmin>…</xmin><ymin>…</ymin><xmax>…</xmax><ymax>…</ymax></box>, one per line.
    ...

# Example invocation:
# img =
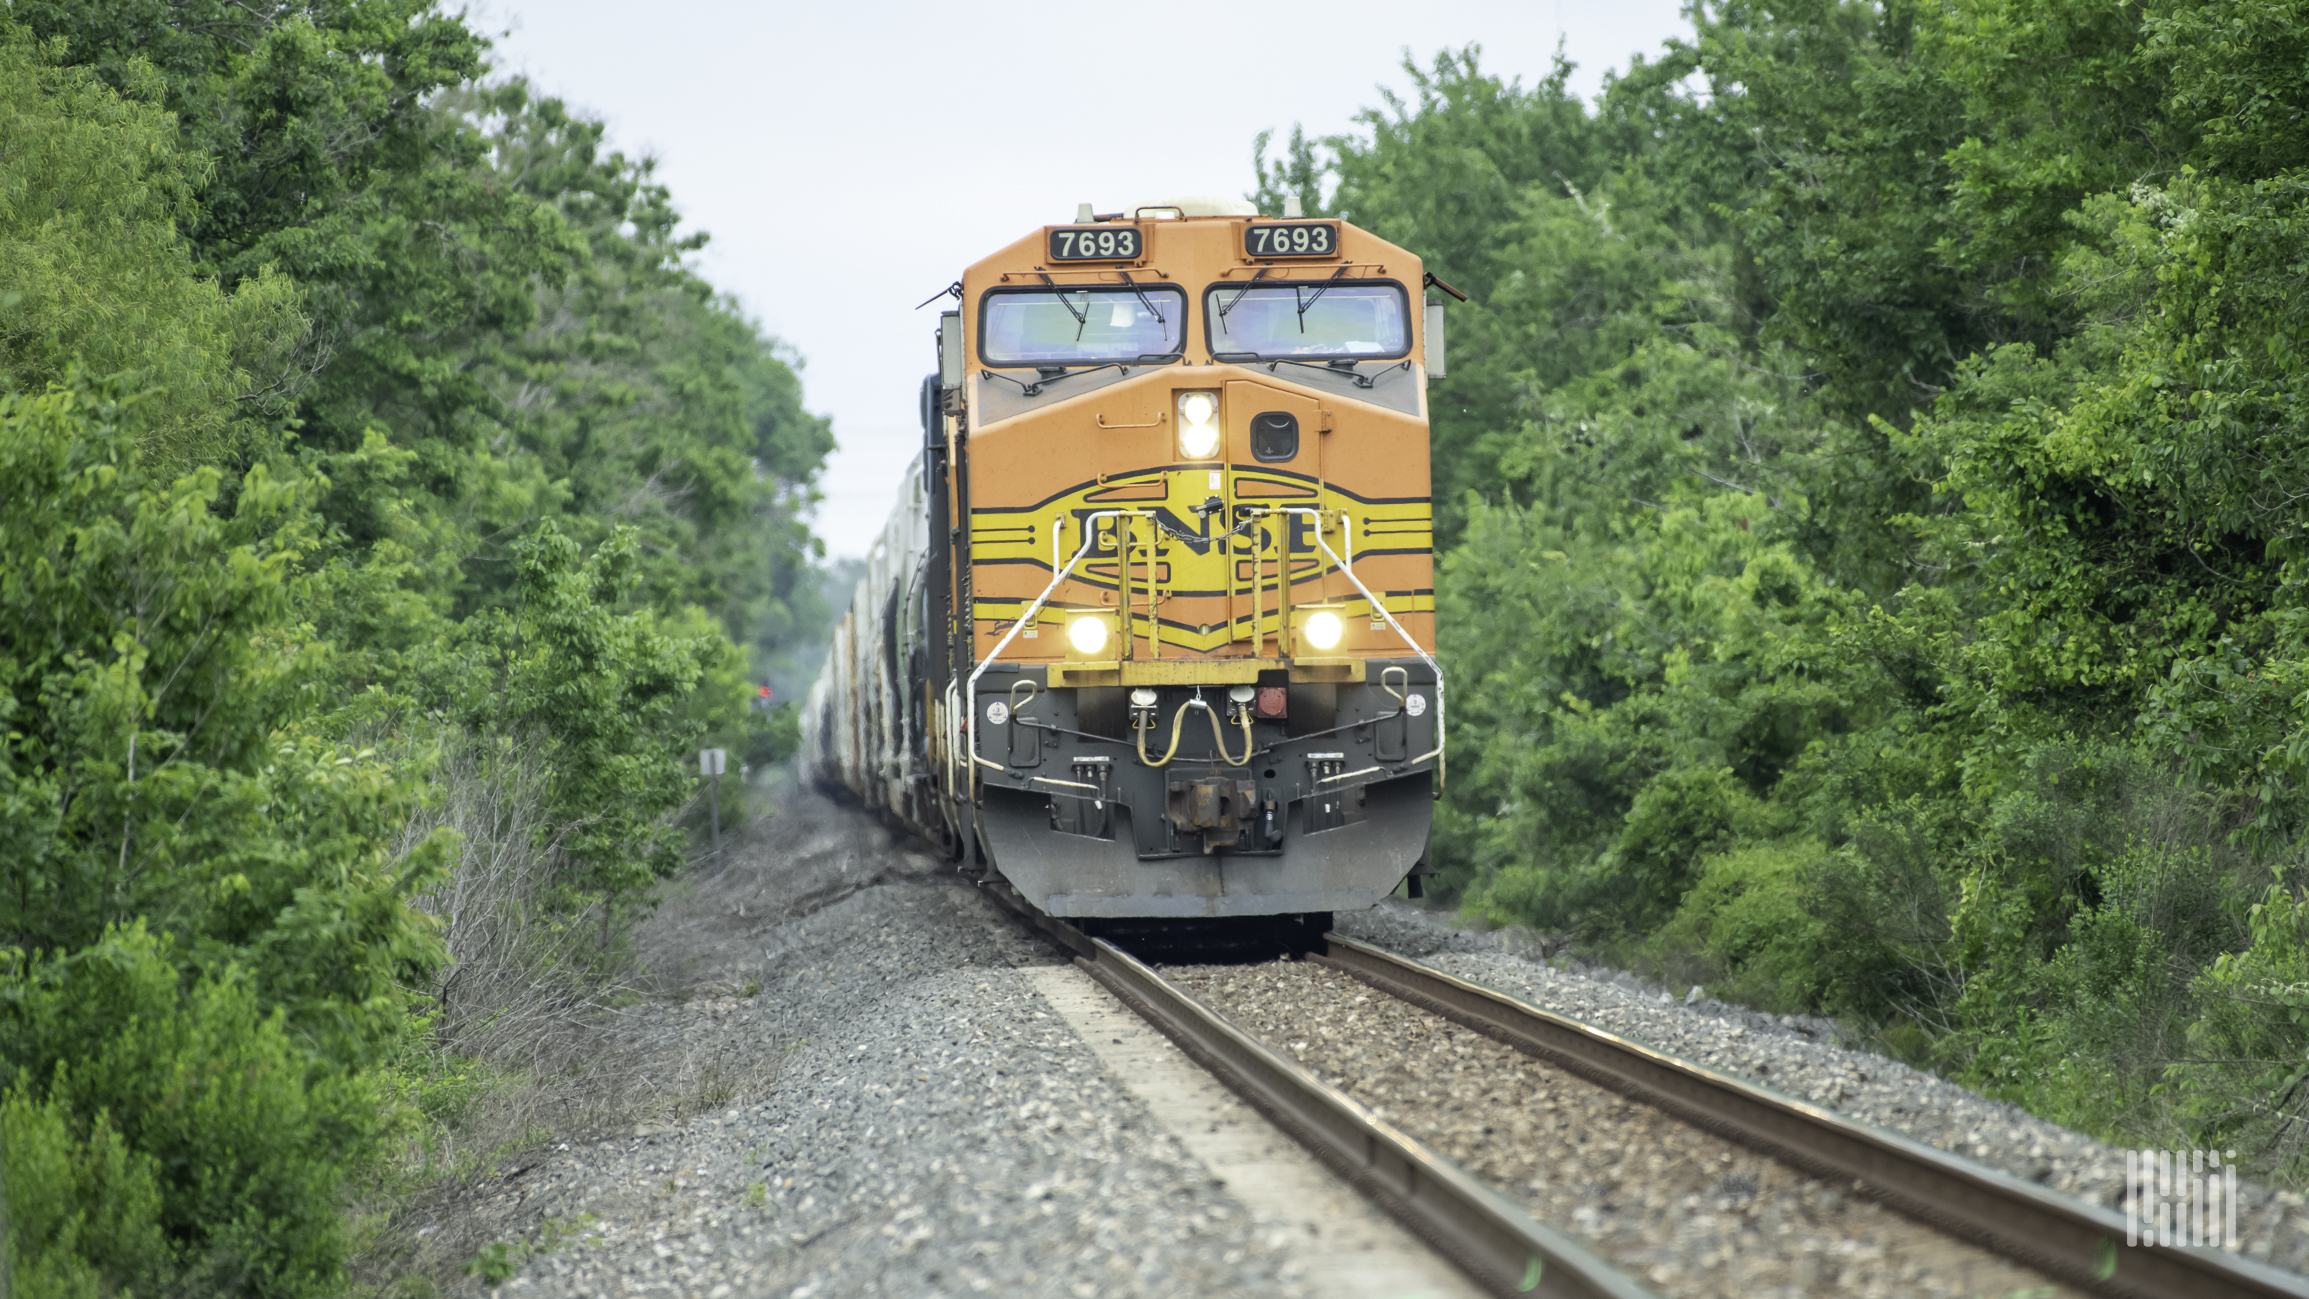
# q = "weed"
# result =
<box><xmin>464</xmin><ymin>1242</ymin><xmax>519</xmax><ymax>1287</ymax></box>
<box><xmin>458</xmin><ymin>1214</ymin><xmax>596</xmax><ymax>1289</ymax></box>
<box><xmin>682</xmin><ymin>1066</ymin><xmax>738</xmax><ymax>1114</ymax></box>
<box><xmin>537</xmin><ymin>1214</ymin><xmax>596</xmax><ymax>1249</ymax></box>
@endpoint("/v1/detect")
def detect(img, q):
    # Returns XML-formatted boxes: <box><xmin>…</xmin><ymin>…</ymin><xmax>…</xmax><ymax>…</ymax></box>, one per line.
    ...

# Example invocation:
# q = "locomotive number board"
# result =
<box><xmin>1245</xmin><ymin>221</ymin><xmax>1340</xmax><ymax>259</ymax></box>
<box><xmin>1048</xmin><ymin>226</ymin><xmax>1143</xmax><ymax>262</ymax></box>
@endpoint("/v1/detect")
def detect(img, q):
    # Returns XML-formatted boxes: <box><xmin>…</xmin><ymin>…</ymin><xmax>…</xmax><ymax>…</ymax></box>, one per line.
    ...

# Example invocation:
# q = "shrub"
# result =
<box><xmin>0</xmin><ymin>386</ymin><xmax>449</xmax><ymax>1062</ymax></box>
<box><xmin>458</xmin><ymin>522</ymin><xmax>711</xmax><ymax>923</ymax></box>
<box><xmin>1608</xmin><ymin>766</ymin><xmax>1750</xmax><ymax>927</ymax></box>
<box><xmin>0</xmin><ymin>388</ymin><xmax>447</xmax><ymax>1292</ymax></box>
<box><xmin>1658</xmin><ymin>841</ymin><xmax>1830</xmax><ymax>1011</ymax></box>
<box><xmin>0</xmin><ymin>1086</ymin><xmax>168</xmax><ymax>1298</ymax></box>
<box><xmin>1</xmin><ymin>925</ymin><xmax>391</xmax><ymax>1296</ymax></box>
<box><xmin>2175</xmin><ymin>871</ymin><xmax>2309</xmax><ymax>1179</ymax></box>
<box><xmin>0</xmin><ymin>31</ymin><xmax>301</xmax><ymax>469</ymax></box>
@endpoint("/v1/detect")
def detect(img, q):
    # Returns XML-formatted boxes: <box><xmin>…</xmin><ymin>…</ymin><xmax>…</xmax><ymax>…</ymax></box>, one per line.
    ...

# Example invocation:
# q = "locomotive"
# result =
<box><xmin>803</xmin><ymin>195</ymin><xmax>1452</xmax><ymax>923</ymax></box>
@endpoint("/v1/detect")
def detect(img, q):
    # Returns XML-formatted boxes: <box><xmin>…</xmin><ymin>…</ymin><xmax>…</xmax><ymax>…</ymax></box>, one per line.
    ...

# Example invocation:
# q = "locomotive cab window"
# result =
<box><xmin>1204</xmin><ymin>280</ymin><xmax>1410</xmax><ymax>360</ymax></box>
<box><xmin>980</xmin><ymin>285</ymin><xmax>1186</xmax><ymax>366</ymax></box>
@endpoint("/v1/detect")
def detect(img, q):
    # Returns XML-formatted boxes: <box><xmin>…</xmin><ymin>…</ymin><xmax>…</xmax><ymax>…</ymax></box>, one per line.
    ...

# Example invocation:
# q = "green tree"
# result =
<box><xmin>0</xmin><ymin>33</ymin><xmax>300</xmax><ymax>469</ymax></box>
<box><xmin>0</xmin><ymin>386</ymin><xmax>449</xmax><ymax>1292</ymax></box>
<box><xmin>460</xmin><ymin>82</ymin><xmax>834</xmax><ymax>651</ymax></box>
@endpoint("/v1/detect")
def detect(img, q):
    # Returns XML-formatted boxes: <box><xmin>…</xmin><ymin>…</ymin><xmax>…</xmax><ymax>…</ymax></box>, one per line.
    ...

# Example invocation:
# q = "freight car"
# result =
<box><xmin>803</xmin><ymin>195</ymin><xmax>1454</xmax><ymax>923</ymax></box>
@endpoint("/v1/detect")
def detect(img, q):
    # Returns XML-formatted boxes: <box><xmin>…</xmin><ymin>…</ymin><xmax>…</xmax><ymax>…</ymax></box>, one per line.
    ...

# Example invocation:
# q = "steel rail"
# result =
<box><xmin>1313</xmin><ymin>933</ymin><xmax>2309</xmax><ymax>1299</ymax></box>
<box><xmin>976</xmin><ymin>881</ymin><xmax>1657</xmax><ymax>1299</ymax></box>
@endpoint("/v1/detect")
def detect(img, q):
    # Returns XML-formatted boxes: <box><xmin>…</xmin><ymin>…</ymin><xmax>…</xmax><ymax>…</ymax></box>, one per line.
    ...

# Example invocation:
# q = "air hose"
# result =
<box><xmin>1214</xmin><ymin>705</ymin><xmax>1254</xmax><ymax>767</ymax></box>
<box><xmin>1135</xmin><ymin>698</ymin><xmax>1255</xmax><ymax>768</ymax></box>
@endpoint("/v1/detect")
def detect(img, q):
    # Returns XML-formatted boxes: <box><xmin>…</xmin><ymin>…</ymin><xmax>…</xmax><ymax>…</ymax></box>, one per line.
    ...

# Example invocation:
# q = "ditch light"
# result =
<box><xmin>1295</xmin><ymin>605</ymin><xmax>1345</xmax><ymax>654</ymax></box>
<box><xmin>1064</xmin><ymin>609</ymin><xmax>1118</xmax><ymax>663</ymax></box>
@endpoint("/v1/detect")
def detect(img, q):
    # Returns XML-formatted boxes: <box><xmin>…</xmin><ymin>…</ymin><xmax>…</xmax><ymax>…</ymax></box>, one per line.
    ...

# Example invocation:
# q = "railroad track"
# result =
<box><xmin>982</xmin><ymin>880</ymin><xmax>2309</xmax><ymax>1299</ymax></box>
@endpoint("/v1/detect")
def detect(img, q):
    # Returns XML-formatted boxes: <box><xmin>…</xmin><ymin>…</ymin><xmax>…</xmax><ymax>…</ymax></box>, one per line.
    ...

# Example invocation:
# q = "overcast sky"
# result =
<box><xmin>482</xmin><ymin>0</ymin><xmax>1695</xmax><ymax>559</ymax></box>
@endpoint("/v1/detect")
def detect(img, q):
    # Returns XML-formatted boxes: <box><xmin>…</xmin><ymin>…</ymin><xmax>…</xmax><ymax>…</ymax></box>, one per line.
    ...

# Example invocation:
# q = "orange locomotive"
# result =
<box><xmin>803</xmin><ymin>196</ymin><xmax>1455</xmax><ymax>924</ymax></box>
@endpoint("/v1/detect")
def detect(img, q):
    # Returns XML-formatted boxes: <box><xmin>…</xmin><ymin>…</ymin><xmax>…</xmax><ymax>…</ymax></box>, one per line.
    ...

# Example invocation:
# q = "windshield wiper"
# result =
<box><xmin>981</xmin><ymin>366</ymin><xmax>1109</xmax><ymax>398</ymax></box>
<box><xmin>979</xmin><ymin>360</ymin><xmax>1145</xmax><ymax>398</ymax></box>
<box><xmin>1266</xmin><ymin>357</ymin><xmax>1373</xmax><ymax>388</ymax></box>
<box><xmin>1117</xmin><ymin>271</ymin><xmax>1171</xmax><ymax>343</ymax></box>
<box><xmin>1036</xmin><ymin>273</ymin><xmax>1091</xmax><ymax>341</ymax></box>
<box><xmin>1292</xmin><ymin>266</ymin><xmax>1352</xmax><ymax>333</ymax></box>
<box><xmin>1260</xmin><ymin>357</ymin><xmax>1412</xmax><ymax>389</ymax></box>
<box><xmin>1215</xmin><ymin>268</ymin><xmax>1270</xmax><ymax>325</ymax></box>
<box><xmin>1029</xmin><ymin>364</ymin><xmax>1117</xmax><ymax>394</ymax></box>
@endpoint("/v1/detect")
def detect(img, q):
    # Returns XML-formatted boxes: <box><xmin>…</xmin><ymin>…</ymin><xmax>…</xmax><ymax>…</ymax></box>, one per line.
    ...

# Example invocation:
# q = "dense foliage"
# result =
<box><xmin>1260</xmin><ymin>0</ymin><xmax>2309</xmax><ymax>1181</ymax></box>
<box><xmin>11</xmin><ymin>0</ymin><xmax>2309</xmax><ymax>1283</ymax></box>
<box><xmin>0</xmin><ymin>7</ymin><xmax>828</xmax><ymax>1292</ymax></box>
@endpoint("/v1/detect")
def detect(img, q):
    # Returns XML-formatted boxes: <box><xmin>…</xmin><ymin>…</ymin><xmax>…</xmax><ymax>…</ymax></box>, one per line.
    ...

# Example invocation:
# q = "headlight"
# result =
<box><xmin>1066</xmin><ymin>614</ymin><xmax>1109</xmax><ymax>655</ymax></box>
<box><xmin>1177</xmin><ymin>390</ymin><xmax>1220</xmax><ymax>459</ymax></box>
<box><xmin>1301</xmin><ymin>609</ymin><xmax>1344</xmax><ymax>651</ymax></box>
<box><xmin>1062</xmin><ymin>610</ymin><xmax>1117</xmax><ymax>662</ymax></box>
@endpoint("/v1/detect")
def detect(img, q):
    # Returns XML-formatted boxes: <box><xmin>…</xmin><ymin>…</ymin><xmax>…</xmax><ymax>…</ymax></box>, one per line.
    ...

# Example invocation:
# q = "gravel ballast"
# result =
<box><xmin>398</xmin><ymin>780</ymin><xmax>2307</xmax><ymax>1295</ymax></box>
<box><xmin>1170</xmin><ymin>958</ymin><xmax>2079</xmax><ymax>1298</ymax></box>
<box><xmin>1333</xmin><ymin>901</ymin><xmax>2309</xmax><ymax>1278</ymax></box>
<box><xmin>431</xmin><ymin>789</ymin><xmax>1320</xmax><ymax>1298</ymax></box>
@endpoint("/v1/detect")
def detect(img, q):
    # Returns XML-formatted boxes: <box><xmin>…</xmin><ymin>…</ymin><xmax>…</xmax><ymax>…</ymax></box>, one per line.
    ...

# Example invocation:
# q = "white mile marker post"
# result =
<box><xmin>700</xmin><ymin>748</ymin><xmax>727</xmax><ymax>858</ymax></box>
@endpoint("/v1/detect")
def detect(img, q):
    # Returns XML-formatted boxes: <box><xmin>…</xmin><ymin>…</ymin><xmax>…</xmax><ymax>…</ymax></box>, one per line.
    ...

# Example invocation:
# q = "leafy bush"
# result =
<box><xmin>0</xmin><ymin>387</ymin><xmax>449</xmax><ymax>1060</ymax></box>
<box><xmin>1307</xmin><ymin>0</ymin><xmax>2309</xmax><ymax>1186</ymax></box>
<box><xmin>2174</xmin><ymin>873</ymin><xmax>2309</xmax><ymax>1179</ymax></box>
<box><xmin>0</xmin><ymin>1085</ymin><xmax>168</xmax><ymax>1298</ymax></box>
<box><xmin>0</xmin><ymin>4</ymin><xmax>836</xmax><ymax>1292</ymax></box>
<box><xmin>2</xmin><ymin>925</ymin><xmax>396</xmax><ymax>1297</ymax></box>
<box><xmin>0</xmin><ymin>386</ymin><xmax>448</xmax><ymax>1291</ymax></box>
<box><xmin>1658</xmin><ymin>841</ymin><xmax>1830</xmax><ymax>1011</ymax></box>
<box><xmin>470</xmin><ymin>522</ymin><xmax>710</xmax><ymax>916</ymax></box>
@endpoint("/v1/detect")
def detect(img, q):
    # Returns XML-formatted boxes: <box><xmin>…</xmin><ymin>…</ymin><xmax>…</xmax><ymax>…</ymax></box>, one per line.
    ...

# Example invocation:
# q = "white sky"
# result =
<box><xmin>482</xmin><ymin>0</ymin><xmax>1695</xmax><ymax>559</ymax></box>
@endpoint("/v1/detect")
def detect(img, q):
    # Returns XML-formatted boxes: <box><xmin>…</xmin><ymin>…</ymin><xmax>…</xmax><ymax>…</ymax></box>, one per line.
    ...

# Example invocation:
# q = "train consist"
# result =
<box><xmin>803</xmin><ymin>196</ymin><xmax>1451</xmax><ymax>923</ymax></box>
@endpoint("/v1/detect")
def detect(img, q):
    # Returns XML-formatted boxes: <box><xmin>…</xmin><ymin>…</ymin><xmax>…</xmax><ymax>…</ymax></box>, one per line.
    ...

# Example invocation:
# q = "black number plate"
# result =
<box><xmin>1245</xmin><ymin>221</ymin><xmax>1338</xmax><ymax>259</ymax></box>
<box><xmin>1048</xmin><ymin>226</ymin><xmax>1142</xmax><ymax>262</ymax></box>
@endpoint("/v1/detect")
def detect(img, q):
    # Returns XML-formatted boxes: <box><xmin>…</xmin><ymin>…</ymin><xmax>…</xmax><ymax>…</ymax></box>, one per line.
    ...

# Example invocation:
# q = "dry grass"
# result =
<box><xmin>348</xmin><ymin>730</ymin><xmax>803</xmax><ymax>1293</ymax></box>
<box><xmin>397</xmin><ymin>734</ymin><xmax>654</xmax><ymax>1144</ymax></box>
<box><xmin>348</xmin><ymin>729</ymin><xmax>683</xmax><ymax>1292</ymax></box>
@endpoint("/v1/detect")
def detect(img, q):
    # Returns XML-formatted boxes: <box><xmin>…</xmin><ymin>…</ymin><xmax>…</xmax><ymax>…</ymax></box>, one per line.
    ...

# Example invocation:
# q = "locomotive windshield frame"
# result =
<box><xmin>979</xmin><ymin>284</ymin><xmax>1186</xmax><ymax>366</ymax></box>
<box><xmin>1203</xmin><ymin>278</ymin><xmax>1412</xmax><ymax>361</ymax></box>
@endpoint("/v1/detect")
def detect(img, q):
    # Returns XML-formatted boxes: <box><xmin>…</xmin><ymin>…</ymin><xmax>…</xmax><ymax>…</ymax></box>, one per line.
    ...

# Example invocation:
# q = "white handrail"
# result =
<box><xmin>960</xmin><ymin>504</ymin><xmax>1444</xmax><ymax>793</ymax></box>
<box><xmin>1258</xmin><ymin>507</ymin><xmax>1446</xmax><ymax>780</ymax></box>
<box><xmin>965</xmin><ymin>509</ymin><xmax>1147</xmax><ymax>787</ymax></box>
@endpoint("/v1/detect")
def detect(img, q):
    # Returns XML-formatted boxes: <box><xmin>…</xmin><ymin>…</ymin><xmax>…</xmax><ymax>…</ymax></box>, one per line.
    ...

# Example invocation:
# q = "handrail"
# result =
<box><xmin>1246</xmin><ymin>506</ymin><xmax>1447</xmax><ymax>787</ymax></box>
<box><xmin>1095</xmin><ymin>410</ymin><xmax>1166</xmax><ymax>429</ymax></box>
<box><xmin>966</xmin><ymin>508</ymin><xmax>1152</xmax><ymax>789</ymax></box>
<box><xmin>965</xmin><ymin>502</ymin><xmax>1444</xmax><ymax>791</ymax></box>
